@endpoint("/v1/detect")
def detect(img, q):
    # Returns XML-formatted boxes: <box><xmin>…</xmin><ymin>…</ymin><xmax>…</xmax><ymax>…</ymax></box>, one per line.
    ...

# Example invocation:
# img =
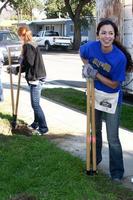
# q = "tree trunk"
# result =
<box><xmin>73</xmin><ymin>20</ymin><xmax>81</xmax><ymax>51</ymax></box>
<box><xmin>96</xmin><ymin>0</ymin><xmax>123</xmax><ymax>41</ymax></box>
<box><xmin>64</xmin><ymin>0</ymin><xmax>92</xmax><ymax>51</ymax></box>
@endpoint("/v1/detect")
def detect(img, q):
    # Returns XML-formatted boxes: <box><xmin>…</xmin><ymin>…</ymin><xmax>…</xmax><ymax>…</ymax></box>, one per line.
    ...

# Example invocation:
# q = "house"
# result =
<box><xmin>28</xmin><ymin>18</ymin><xmax>96</xmax><ymax>42</ymax></box>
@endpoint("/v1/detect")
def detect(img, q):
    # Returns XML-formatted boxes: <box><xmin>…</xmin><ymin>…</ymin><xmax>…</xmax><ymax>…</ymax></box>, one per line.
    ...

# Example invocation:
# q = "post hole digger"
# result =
<box><xmin>86</xmin><ymin>79</ymin><xmax>97</xmax><ymax>175</ymax></box>
<box><xmin>8</xmin><ymin>47</ymin><xmax>22</xmax><ymax>129</ymax></box>
<box><xmin>82</xmin><ymin>63</ymin><xmax>97</xmax><ymax>175</ymax></box>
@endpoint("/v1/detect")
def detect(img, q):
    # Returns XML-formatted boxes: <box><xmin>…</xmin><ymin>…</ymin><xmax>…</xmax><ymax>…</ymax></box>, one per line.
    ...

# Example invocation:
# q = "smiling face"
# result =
<box><xmin>98</xmin><ymin>24</ymin><xmax>115</xmax><ymax>53</ymax></box>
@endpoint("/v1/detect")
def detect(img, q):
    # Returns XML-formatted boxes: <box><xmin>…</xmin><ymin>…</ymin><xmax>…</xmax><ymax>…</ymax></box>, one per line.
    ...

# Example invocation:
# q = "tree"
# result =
<box><xmin>0</xmin><ymin>0</ymin><xmax>43</xmax><ymax>20</ymax></box>
<box><xmin>12</xmin><ymin>0</ymin><xmax>42</xmax><ymax>20</ymax></box>
<box><xmin>45</xmin><ymin>0</ymin><xmax>66</xmax><ymax>18</ymax></box>
<box><xmin>45</xmin><ymin>0</ymin><xmax>95</xmax><ymax>50</ymax></box>
<box><xmin>64</xmin><ymin>0</ymin><xmax>95</xmax><ymax>50</ymax></box>
<box><xmin>0</xmin><ymin>0</ymin><xmax>10</xmax><ymax>14</ymax></box>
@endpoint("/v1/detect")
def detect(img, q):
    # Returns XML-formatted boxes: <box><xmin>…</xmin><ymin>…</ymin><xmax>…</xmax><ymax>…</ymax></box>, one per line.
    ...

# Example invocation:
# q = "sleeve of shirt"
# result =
<box><xmin>112</xmin><ymin>56</ymin><xmax>127</xmax><ymax>82</ymax></box>
<box><xmin>80</xmin><ymin>43</ymin><xmax>89</xmax><ymax>60</ymax></box>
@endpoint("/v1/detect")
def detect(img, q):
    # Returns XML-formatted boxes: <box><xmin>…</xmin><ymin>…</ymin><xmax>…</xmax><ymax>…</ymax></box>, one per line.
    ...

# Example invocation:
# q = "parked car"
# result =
<box><xmin>34</xmin><ymin>30</ymin><xmax>72</xmax><ymax>51</ymax></box>
<box><xmin>0</xmin><ymin>30</ymin><xmax>21</xmax><ymax>64</ymax></box>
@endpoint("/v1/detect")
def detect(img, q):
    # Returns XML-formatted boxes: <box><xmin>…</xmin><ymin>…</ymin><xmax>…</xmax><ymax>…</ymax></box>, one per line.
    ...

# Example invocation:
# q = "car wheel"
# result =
<box><xmin>62</xmin><ymin>46</ymin><xmax>68</xmax><ymax>51</ymax></box>
<box><xmin>45</xmin><ymin>42</ymin><xmax>50</xmax><ymax>51</ymax></box>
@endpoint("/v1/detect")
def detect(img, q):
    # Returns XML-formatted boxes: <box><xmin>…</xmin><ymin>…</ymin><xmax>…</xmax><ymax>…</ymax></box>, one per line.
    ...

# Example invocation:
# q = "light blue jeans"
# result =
<box><xmin>29</xmin><ymin>82</ymin><xmax>48</xmax><ymax>133</ymax></box>
<box><xmin>95</xmin><ymin>105</ymin><xmax>124</xmax><ymax>179</ymax></box>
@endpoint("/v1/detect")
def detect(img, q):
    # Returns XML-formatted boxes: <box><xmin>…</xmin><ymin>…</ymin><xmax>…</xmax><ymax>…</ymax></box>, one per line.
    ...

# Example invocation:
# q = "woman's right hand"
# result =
<box><xmin>7</xmin><ymin>66</ymin><xmax>18</xmax><ymax>75</ymax></box>
<box><xmin>82</xmin><ymin>64</ymin><xmax>98</xmax><ymax>79</ymax></box>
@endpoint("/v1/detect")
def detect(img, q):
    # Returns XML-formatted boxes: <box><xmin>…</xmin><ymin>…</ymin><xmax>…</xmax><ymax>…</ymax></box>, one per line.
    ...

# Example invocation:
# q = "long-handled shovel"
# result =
<box><xmin>86</xmin><ymin>78</ymin><xmax>97</xmax><ymax>175</ymax></box>
<box><xmin>8</xmin><ymin>47</ymin><xmax>21</xmax><ymax>129</ymax></box>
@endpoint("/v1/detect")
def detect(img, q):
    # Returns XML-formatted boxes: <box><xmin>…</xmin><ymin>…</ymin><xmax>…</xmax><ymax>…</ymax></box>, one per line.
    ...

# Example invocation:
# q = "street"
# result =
<box><xmin>42</xmin><ymin>50</ymin><xmax>84</xmax><ymax>83</ymax></box>
<box><xmin>3</xmin><ymin>50</ymin><xmax>85</xmax><ymax>90</ymax></box>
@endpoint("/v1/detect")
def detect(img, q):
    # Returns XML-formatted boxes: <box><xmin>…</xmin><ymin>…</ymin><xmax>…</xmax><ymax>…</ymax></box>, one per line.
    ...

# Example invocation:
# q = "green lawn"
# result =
<box><xmin>0</xmin><ymin>87</ymin><xmax>133</xmax><ymax>199</ymax></box>
<box><xmin>42</xmin><ymin>88</ymin><xmax>133</xmax><ymax>131</ymax></box>
<box><xmin>0</xmin><ymin>135</ymin><xmax>133</xmax><ymax>200</ymax></box>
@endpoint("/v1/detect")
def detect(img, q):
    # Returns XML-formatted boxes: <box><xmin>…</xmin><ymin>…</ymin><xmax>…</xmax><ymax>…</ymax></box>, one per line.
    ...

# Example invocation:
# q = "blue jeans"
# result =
<box><xmin>95</xmin><ymin>105</ymin><xmax>124</xmax><ymax>179</ymax></box>
<box><xmin>29</xmin><ymin>82</ymin><xmax>48</xmax><ymax>132</ymax></box>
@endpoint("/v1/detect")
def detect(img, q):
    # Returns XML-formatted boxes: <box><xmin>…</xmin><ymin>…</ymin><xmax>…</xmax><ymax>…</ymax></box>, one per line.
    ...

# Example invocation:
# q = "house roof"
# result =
<box><xmin>29</xmin><ymin>18</ymin><xmax>72</xmax><ymax>25</ymax></box>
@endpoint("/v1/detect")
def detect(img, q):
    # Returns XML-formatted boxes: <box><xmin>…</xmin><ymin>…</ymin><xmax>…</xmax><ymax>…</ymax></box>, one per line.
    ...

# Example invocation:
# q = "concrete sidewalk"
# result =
<box><xmin>1</xmin><ymin>72</ymin><xmax>133</xmax><ymax>191</ymax></box>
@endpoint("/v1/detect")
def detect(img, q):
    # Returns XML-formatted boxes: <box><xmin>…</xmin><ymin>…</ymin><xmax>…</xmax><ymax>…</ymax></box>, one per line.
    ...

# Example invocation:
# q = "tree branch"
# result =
<box><xmin>75</xmin><ymin>0</ymin><xmax>91</xmax><ymax>19</ymax></box>
<box><xmin>64</xmin><ymin>0</ymin><xmax>74</xmax><ymax>20</ymax></box>
<box><xmin>64</xmin><ymin>0</ymin><xmax>92</xmax><ymax>21</ymax></box>
<box><xmin>0</xmin><ymin>0</ymin><xmax>10</xmax><ymax>14</ymax></box>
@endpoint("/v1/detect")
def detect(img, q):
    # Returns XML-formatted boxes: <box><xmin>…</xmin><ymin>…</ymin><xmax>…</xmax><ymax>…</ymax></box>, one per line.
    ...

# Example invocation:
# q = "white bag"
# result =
<box><xmin>95</xmin><ymin>89</ymin><xmax>119</xmax><ymax>114</ymax></box>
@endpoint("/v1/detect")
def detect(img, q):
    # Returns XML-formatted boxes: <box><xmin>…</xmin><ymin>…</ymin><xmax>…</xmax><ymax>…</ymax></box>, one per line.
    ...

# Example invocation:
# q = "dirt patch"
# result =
<box><xmin>12</xmin><ymin>123</ymin><xmax>33</xmax><ymax>136</ymax></box>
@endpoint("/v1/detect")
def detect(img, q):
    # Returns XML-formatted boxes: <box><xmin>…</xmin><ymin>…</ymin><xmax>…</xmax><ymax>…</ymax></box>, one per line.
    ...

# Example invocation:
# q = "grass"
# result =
<box><xmin>0</xmin><ymin>134</ymin><xmax>133</xmax><ymax>200</ymax></box>
<box><xmin>121</xmin><ymin>104</ymin><xmax>133</xmax><ymax>131</ymax></box>
<box><xmin>43</xmin><ymin>88</ymin><xmax>87</xmax><ymax>113</ymax></box>
<box><xmin>0</xmin><ymin>87</ymin><xmax>132</xmax><ymax>199</ymax></box>
<box><xmin>42</xmin><ymin>88</ymin><xmax>133</xmax><ymax>131</ymax></box>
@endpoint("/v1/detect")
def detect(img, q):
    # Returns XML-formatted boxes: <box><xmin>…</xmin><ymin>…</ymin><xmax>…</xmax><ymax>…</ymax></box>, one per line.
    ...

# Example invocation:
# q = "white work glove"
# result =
<box><xmin>82</xmin><ymin>64</ymin><xmax>98</xmax><ymax>79</ymax></box>
<box><xmin>7</xmin><ymin>66</ymin><xmax>18</xmax><ymax>75</ymax></box>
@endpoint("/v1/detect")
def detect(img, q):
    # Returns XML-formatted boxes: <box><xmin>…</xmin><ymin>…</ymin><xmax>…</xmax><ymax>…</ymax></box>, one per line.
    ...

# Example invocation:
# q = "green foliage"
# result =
<box><xmin>45</xmin><ymin>0</ymin><xmax>66</xmax><ymax>18</ymax></box>
<box><xmin>0</xmin><ymin>135</ymin><xmax>132</xmax><ymax>199</ymax></box>
<box><xmin>121</xmin><ymin>104</ymin><xmax>133</xmax><ymax>131</ymax></box>
<box><xmin>12</xmin><ymin>0</ymin><xmax>43</xmax><ymax>20</ymax></box>
<box><xmin>0</xmin><ymin>0</ymin><xmax>44</xmax><ymax>20</ymax></box>
<box><xmin>45</xmin><ymin>0</ymin><xmax>95</xmax><ymax>20</ymax></box>
<box><xmin>80</xmin><ymin>2</ymin><xmax>95</xmax><ymax>28</ymax></box>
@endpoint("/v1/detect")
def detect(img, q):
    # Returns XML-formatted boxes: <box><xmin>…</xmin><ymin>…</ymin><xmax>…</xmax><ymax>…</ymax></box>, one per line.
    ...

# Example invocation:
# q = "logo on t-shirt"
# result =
<box><xmin>92</xmin><ymin>58</ymin><xmax>111</xmax><ymax>72</ymax></box>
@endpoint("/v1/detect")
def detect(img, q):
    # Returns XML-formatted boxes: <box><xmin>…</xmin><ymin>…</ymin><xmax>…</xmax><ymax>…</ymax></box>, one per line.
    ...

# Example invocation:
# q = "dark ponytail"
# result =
<box><xmin>113</xmin><ymin>40</ymin><xmax>133</xmax><ymax>72</ymax></box>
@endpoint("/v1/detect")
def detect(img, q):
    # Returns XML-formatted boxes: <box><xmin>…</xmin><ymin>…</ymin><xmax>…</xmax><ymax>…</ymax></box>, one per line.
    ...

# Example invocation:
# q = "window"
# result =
<box><xmin>51</xmin><ymin>26</ymin><xmax>54</xmax><ymax>31</ymax></box>
<box><xmin>46</xmin><ymin>25</ymin><xmax>54</xmax><ymax>31</ymax></box>
<box><xmin>46</xmin><ymin>26</ymin><xmax>50</xmax><ymax>30</ymax></box>
<box><xmin>70</xmin><ymin>24</ymin><xmax>74</xmax><ymax>32</ymax></box>
<box><xmin>45</xmin><ymin>31</ymin><xmax>59</xmax><ymax>36</ymax></box>
<box><xmin>0</xmin><ymin>32</ymin><xmax>19</xmax><ymax>42</ymax></box>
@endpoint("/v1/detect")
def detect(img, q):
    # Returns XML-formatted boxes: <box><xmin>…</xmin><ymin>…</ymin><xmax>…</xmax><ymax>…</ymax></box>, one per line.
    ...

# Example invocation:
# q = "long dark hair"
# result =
<box><xmin>97</xmin><ymin>19</ymin><xmax>133</xmax><ymax>71</ymax></box>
